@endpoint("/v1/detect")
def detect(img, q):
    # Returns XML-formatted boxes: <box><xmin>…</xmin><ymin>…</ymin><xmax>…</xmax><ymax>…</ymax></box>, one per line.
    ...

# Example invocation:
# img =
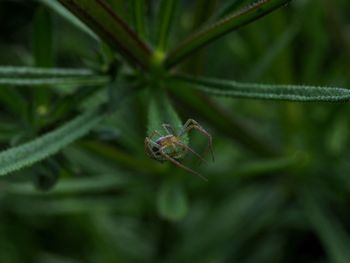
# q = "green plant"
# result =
<box><xmin>1</xmin><ymin>0</ymin><xmax>350</xmax><ymax>262</ymax></box>
<box><xmin>0</xmin><ymin>0</ymin><xmax>348</xmax><ymax>177</ymax></box>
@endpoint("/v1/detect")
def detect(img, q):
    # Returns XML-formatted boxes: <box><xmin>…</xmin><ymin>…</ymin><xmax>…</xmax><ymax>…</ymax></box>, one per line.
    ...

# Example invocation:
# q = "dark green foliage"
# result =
<box><xmin>1</xmin><ymin>0</ymin><xmax>350</xmax><ymax>262</ymax></box>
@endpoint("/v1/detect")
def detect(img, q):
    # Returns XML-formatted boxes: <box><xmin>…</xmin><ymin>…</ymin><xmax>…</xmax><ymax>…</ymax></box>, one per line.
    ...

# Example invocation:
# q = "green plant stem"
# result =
<box><xmin>165</xmin><ymin>0</ymin><xmax>292</xmax><ymax>68</ymax></box>
<box><xmin>58</xmin><ymin>0</ymin><xmax>152</xmax><ymax>70</ymax></box>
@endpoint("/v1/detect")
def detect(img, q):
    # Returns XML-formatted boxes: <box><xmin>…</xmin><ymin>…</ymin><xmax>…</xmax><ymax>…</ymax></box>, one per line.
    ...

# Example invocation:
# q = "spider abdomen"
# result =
<box><xmin>149</xmin><ymin>135</ymin><xmax>187</xmax><ymax>160</ymax></box>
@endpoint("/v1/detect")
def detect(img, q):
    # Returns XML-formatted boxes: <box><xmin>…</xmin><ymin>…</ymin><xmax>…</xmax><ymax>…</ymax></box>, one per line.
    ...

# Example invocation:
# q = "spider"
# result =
<box><xmin>144</xmin><ymin>119</ymin><xmax>214</xmax><ymax>181</ymax></box>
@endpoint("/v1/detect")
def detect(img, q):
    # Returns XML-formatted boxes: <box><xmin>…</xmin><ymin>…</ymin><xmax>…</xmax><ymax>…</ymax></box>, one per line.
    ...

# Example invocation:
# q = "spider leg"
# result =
<box><xmin>159</xmin><ymin>147</ymin><xmax>208</xmax><ymax>181</ymax></box>
<box><xmin>149</xmin><ymin>130</ymin><xmax>162</xmax><ymax>140</ymax></box>
<box><xmin>172</xmin><ymin>143</ymin><xmax>187</xmax><ymax>159</ymax></box>
<box><xmin>180</xmin><ymin>119</ymin><xmax>214</xmax><ymax>162</ymax></box>
<box><xmin>161</xmin><ymin>124</ymin><xmax>176</xmax><ymax>135</ymax></box>
<box><xmin>145</xmin><ymin>137</ymin><xmax>161</xmax><ymax>160</ymax></box>
<box><xmin>168</xmin><ymin>143</ymin><xmax>183</xmax><ymax>159</ymax></box>
<box><xmin>174</xmin><ymin>141</ymin><xmax>207</xmax><ymax>164</ymax></box>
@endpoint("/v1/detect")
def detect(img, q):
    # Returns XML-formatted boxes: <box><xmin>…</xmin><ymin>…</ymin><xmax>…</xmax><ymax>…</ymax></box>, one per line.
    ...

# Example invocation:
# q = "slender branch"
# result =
<box><xmin>58</xmin><ymin>0</ymin><xmax>152</xmax><ymax>70</ymax></box>
<box><xmin>165</xmin><ymin>0</ymin><xmax>292</xmax><ymax>69</ymax></box>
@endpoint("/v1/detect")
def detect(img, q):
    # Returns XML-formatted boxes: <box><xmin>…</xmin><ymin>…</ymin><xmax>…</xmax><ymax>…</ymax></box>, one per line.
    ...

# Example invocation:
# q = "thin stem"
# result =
<box><xmin>58</xmin><ymin>0</ymin><xmax>152</xmax><ymax>70</ymax></box>
<box><xmin>165</xmin><ymin>0</ymin><xmax>292</xmax><ymax>69</ymax></box>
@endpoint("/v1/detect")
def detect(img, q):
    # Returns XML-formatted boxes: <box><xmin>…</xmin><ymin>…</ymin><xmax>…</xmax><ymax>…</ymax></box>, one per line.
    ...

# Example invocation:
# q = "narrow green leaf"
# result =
<box><xmin>0</xmin><ymin>76</ymin><xmax>110</xmax><ymax>86</ymax></box>
<box><xmin>156</xmin><ymin>0</ymin><xmax>176</xmax><ymax>51</ymax></box>
<box><xmin>58</xmin><ymin>0</ymin><xmax>151</xmax><ymax>70</ymax></box>
<box><xmin>38</xmin><ymin>0</ymin><xmax>99</xmax><ymax>40</ymax></box>
<box><xmin>301</xmin><ymin>191</ymin><xmax>350</xmax><ymax>263</ymax></box>
<box><xmin>0</xmin><ymin>66</ymin><xmax>98</xmax><ymax>77</ymax></box>
<box><xmin>131</xmin><ymin>0</ymin><xmax>147</xmax><ymax>40</ymax></box>
<box><xmin>0</xmin><ymin>108</ymin><xmax>104</xmax><ymax>176</ymax></box>
<box><xmin>157</xmin><ymin>180</ymin><xmax>188</xmax><ymax>221</ymax></box>
<box><xmin>173</xmin><ymin>75</ymin><xmax>350</xmax><ymax>102</ymax></box>
<box><xmin>147</xmin><ymin>89</ymin><xmax>185</xmax><ymax>141</ymax></box>
<box><xmin>7</xmin><ymin>175</ymin><xmax>126</xmax><ymax>195</ymax></box>
<box><xmin>232</xmin><ymin>154</ymin><xmax>302</xmax><ymax>177</ymax></box>
<box><xmin>0</xmin><ymin>86</ymin><xmax>28</xmax><ymax>117</ymax></box>
<box><xmin>165</xmin><ymin>0</ymin><xmax>292</xmax><ymax>68</ymax></box>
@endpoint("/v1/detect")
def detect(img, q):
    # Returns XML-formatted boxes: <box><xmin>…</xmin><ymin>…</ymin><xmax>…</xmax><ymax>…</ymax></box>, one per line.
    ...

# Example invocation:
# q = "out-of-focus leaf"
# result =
<box><xmin>244</xmin><ymin>234</ymin><xmax>284</xmax><ymax>263</ymax></box>
<box><xmin>38</xmin><ymin>0</ymin><xmax>99</xmax><ymax>40</ymax></box>
<box><xmin>246</xmin><ymin>20</ymin><xmax>301</xmax><ymax>81</ymax></box>
<box><xmin>79</xmin><ymin>141</ymin><xmax>162</xmax><ymax>174</ymax></box>
<box><xmin>156</xmin><ymin>0</ymin><xmax>176</xmax><ymax>51</ymax></box>
<box><xmin>0</xmin><ymin>66</ymin><xmax>110</xmax><ymax>87</ymax></box>
<box><xmin>7</xmin><ymin>175</ymin><xmax>126</xmax><ymax>196</ymax></box>
<box><xmin>301</xmin><ymin>191</ymin><xmax>350</xmax><ymax>263</ymax></box>
<box><xmin>174</xmin><ymin>75</ymin><xmax>350</xmax><ymax>102</ymax></box>
<box><xmin>157</xmin><ymin>180</ymin><xmax>188</xmax><ymax>221</ymax></box>
<box><xmin>0</xmin><ymin>86</ymin><xmax>27</xmax><ymax>117</ymax></box>
<box><xmin>92</xmin><ymin>214</ymin><xmax>154</xmax><ymax>261</ymax></box>
<box><xmin>32</xmin><ymin>158</ymin><xmax>60</xmax><ymax>191</ymax></box>
<box><xmin>327</xmin><ymin>115</ymin><xmax>349</xmax><ymax>155</ymax></box>
<box><xmin>12</xmin><ymin>198</ymin><xmax>125</xmax><ymax>215</ymax></box>
<box><xmin>131</xmin><ymin>0</ymin><xmax>147</xmax><ymax>40</ymax></box>
<box><xmin>165</xmin><ymin>0</ymin><xmax>292</xmax><ymax>68</ymax></box>
<box><xmin>169</xmin><ymin>185</ymin><xmax>284</xmax><ymax>261</ymax></box>
<box><xmin>211</xmin><ymin>0</ymin><xmax>251</xmax><ymax>21</ymax></box>
<box><xmin>231</xmin><ymin>154</ymin><xmax>303</xmax><ymax>177</ymax></box>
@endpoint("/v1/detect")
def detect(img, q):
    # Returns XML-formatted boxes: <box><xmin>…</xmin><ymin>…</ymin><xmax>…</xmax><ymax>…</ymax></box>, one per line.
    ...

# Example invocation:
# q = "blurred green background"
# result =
<box><xmin>1</xmin><ymin>0</ymin><xmax>350</xmax><ymax>262</ymax></box>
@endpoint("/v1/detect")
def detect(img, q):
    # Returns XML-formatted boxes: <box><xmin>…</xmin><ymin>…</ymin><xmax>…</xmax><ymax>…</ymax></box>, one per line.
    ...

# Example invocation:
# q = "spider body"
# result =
<box><xmin>145</xmin><ymin>119</ymin><xmax>214</xmax><ymax>180</ymax></box>
<box><xmin>147</xmin><ymin>135</ymin><xmax>187</xmax><ymax>161</ymax></box>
